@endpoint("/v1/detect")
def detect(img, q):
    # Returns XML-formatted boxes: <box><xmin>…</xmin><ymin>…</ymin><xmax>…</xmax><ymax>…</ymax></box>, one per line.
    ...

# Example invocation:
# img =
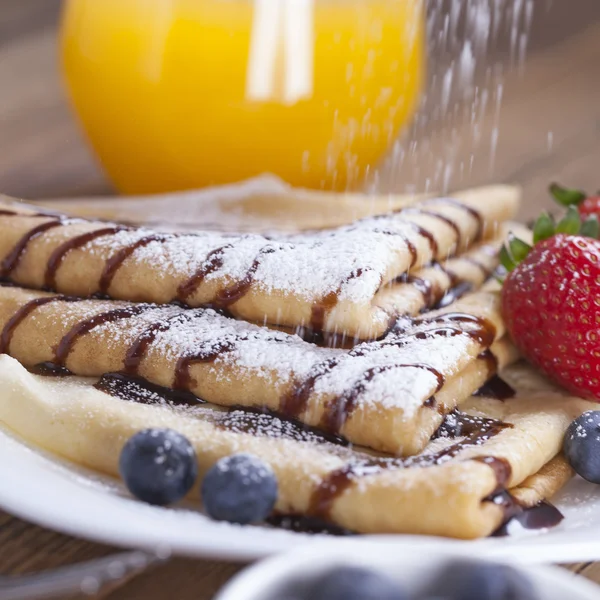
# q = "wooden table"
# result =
<box><xmin>1</xmin><ymin>1</ymin><xmax>600</xmax><ymax>598</ymax></box>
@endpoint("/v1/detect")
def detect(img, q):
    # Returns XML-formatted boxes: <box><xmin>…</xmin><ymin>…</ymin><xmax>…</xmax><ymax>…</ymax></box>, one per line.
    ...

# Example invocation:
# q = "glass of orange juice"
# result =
<box><xmin>61</xmin><ymin>0</ymin><xmax>425</xmax><ymax>194</ymax></box>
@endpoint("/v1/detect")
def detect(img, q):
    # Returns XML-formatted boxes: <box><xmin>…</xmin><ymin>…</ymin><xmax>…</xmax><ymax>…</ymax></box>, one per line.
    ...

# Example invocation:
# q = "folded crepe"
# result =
<box><xmin>0</xmin><ymin>356</ymin><xmax>588</xmax><ymax>538</ymax></box>
<box><xmin>0</xmin><ymin>185</ymin><xmax>519</xmax><ymax>339</ymax></box>
<box><xmin>0</xmin><ymin>284</ymin><xmax>517</xmax><ymax>455</ymax></box>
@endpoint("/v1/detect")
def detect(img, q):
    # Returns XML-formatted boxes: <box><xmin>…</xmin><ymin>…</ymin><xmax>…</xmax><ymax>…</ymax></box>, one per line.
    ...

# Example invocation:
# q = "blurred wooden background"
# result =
<box><xmin>0</xmin><ymin>1</ymin><xmax>599</xmax><ymax>598</ymax></box>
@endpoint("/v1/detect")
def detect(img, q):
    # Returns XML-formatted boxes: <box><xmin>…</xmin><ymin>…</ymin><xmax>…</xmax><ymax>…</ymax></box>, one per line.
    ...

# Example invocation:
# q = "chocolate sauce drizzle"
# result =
<box><xmin>176</xmin><ymin>244</ymin><xmax>233</xmax><ymax>302</ymax></box>
<box><xmin>396</xmin><ymin>272</ymin><xmax>437</xmax><ymax>307</ymax></box>
<box><xmin>416</xmin><ymin>312</ymin><xmax>497</xmax><ymax>347</ymax></box>
<box><xmin>0</xmin><ymin>209</ymin><xmax>56</xmax><ymax>218</ymax></box>
<box><xmin>220</xmin><ymin>405</ymin><xmax>350</xmax><ymax>447</ymax></box>
<box><xmin>428</xmin><ymin>198</ymin><xmax>484</xmax><ymax>241</ymax></box>
<box><xmin>282</xmin><ymin>311</ymin><xmax>496</xmax><ymax>433</ymax></box>
<box><xmin>211</xmin><ymin>245</ymin><xmax>277</xmax><ymax>308</ymax></box>
<box><xmin>367</xmin><ymin>226</ymin><xmax>420</xmax><ymax>265</ymax></box>
<box><xmin>44</xmin><ymin>226</ymin><xmax>127</xmax><ymax>290</ymax></box>
<box><xmin>266</xmin><ymin>514</ymin><xmax>355</xmax><ymax>536</ymax></box>
<box><xmin>0</xmin><ymin>220</ymin><xmax>66</xmax><ymax>278</ymax></box>
<box><xmin>405</xmin><ymin>208</ymin><xmax>462</xmax><ymax>248</ymax></box>
<box><xmin>173</xmin><ymin>339</ymin><xmax>237</xmax><ymax>390</ymax></box>
<box><xmin>93</xmin><ymin>372</ymin><xmax>350</xmax><ymax>448</ymax></box>
<box><xmin>475</xmin><ymin>375</ymin><xmax>517</xmax><ymax>400</ymax></box>
<box><xmin>408</xmin><ymin>222</ymin><xmax>439</xmax><ymax>255</ymax></box>
<box><xmin>491</xmin><ymin>497</ymin><xmax>564</xmax><ymax>536</ymax></box>
<box><xmin>432</xmin><ymin>262</ymin><xmax>459</xmax><ymax>286</ymax></box>
<box><xmin>309</xmin><ymin>267</ymin><xmax>372</xmax><ymax>334</ymax></box>
<box><xmin>28</xmin><ymin>361</ymin><xmax>72</xmax><ymax>377</ymax></box>
<box><xmin>53</xmin><ymin>305</ymin><xmax>151</xmax><ymax>368</ymax></box>
<box><xmin>122</xmin><ymin>312</ymin><xmax>196</xmax><ymax>374</ymax></box>
<box><xmin>478</xmin><ymin>349</ymin><xmax>499</xmax><ymax>377</ymax></box>
<box><xmin>434</xmin><ymin>282</ymin><xmax>474</xmax><ymax>310</ymax></box>
<box><xmin>281</xmin><ymin>356</ymin><xmax>340</xmax><ymax>418</ymax></box>
<box><xmin>0</xmin><ymin>295</ymin><xmax>82</xmax><ymax>354</ymax></box>
<box><xmin>461</xmin><ymin>256</ymin><xmax>493</xmax><ymax>279</ymax></box>
<box><xmin>99</xmin><ymin>234</ymin><xmax>169</xmax><ymax>295</ymax></box>
<box><xmin>390</xmin><ymin>262</ymin><xmax>466</xmax><ymax>314</ymax></box>
<box><xmin>95</xmin><ymin>372</ymin><xmax>204</xmax><ymax>406</ymax></box>
<box><xmin>309</xmin><ymin>412</ymin><xmax>513</xmax><ymax>520</ymax></box>
<box><xmin>368</xmin><ymin>216</ymin><xmax>439</xmax><ymax>257</ymax></box>
<box><xmin>319</xmin><ymin>363</ymin><xmax>445</xmax><ymax>434</ymax></box>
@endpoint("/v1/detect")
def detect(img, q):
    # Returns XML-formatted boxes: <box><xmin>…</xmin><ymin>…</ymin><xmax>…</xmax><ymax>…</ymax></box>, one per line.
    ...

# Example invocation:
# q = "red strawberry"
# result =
<box><xmin>550</xmin><ymin>182</ymin><xmax>600</xmax><ymax>221</ymax></box>
<box><xmin>501</xmin><ymin>206</ymin><xmax>600</xmax><ymax>400</ymax></box>
<box><xmin>578</xmin><ymin>196</ymin><xmax>600</xmax><ymax>221</ymax></box>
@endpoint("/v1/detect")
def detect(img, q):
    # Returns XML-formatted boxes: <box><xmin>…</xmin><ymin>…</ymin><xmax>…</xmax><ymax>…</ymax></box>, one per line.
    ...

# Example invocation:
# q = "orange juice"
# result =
<box><xmin>61</xmin><ymin>0</ymin><xmax>425</xmax><ymax>194</ymax></box>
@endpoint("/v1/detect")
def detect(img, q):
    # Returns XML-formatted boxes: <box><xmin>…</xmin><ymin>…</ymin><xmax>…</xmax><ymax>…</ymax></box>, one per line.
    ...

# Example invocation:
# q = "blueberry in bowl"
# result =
<box><xmin>303</xmin><ymin>566</ymin><xmax>408</xmax><ymax>600</ymax></box>
<box><xmin>264</xmin><ymin>559</ymin><xmax>539</xmax><ymax>600</ymax></box>
<box><xmin>426</xmin><ymin>559</ymin><xmax>539</xmax><ymax>600</ymax></box>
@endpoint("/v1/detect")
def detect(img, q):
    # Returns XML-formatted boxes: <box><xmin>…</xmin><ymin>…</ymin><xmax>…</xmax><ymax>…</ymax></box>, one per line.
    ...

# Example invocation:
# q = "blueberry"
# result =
<box><xmin>563</xmin><ymin>411</ymin><xmax>600</xmax><ymax>483</ymax></box>
<box><xmin>201</xmin><ymin>453</ymin><xmax>277</xmax><ymax>524</ymax></box>
<box><xmin>303</xmin><ymin>566</ymin><xmax>407</xmax><ymax>600</ymax></box>
<box><xmin>428</xmin><ymin>560</ymin><xmax>538</xmax><ymax>600</ymax></box>
<box><xmin>119</xmin><ymin>428</ymin><xmax>198</xmax><ymax>506</ymax></box>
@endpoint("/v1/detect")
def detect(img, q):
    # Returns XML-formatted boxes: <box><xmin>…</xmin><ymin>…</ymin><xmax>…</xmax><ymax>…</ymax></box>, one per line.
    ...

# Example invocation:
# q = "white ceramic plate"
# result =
<box><xmin>3</xmin><ymin>425</ymin><xmax>600</xmax><ymax>563</ymax></box>
<box><xmin>215</xmin><ymin>542</ymin><xmax>600</xmax><ymax>600</ymax></box>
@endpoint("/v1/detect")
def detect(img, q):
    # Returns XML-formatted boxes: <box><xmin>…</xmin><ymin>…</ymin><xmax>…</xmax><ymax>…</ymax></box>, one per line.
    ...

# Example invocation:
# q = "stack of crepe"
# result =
<box><xmin>0</xmin><ymin>184</ymin><xmax>591</xmax><ymax>539</ymax></box>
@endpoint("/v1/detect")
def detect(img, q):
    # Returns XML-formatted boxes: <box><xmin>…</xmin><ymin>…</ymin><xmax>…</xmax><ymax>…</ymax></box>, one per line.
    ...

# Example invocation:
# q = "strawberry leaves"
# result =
<box><xmin>532</xmin><ymin>212</ymin><xmax>554</xmax><ymax>243</ymax></box>
<box><xmin>498</xmin><ymin>189</ymin><xmax>600</xmax><ymax>280</ymax></box>
<box><xmin>581</xmin><ymin>215</ymin><xmax>600</xmax><ymax>239</ymax></box>
<box><xmin>532</xmin><ymin>207</ymin><xmax>599</xmax><ymax>242</ymax></box>
<box><xmin>499</xmin><ymin>234</ymin><xmax>531</xmax><ymax>274</ymax></box>
<box><xmin>549</xmin><ymin>183</ymin><xmax>587</xmax><ymax>206</ymax></box>
<box><xmin>555</xmin><ymin>206</ymin><xmax>582</xmax><ymax>235</ymax></box>
<box><xmin>499</xmin><ymin>245</ymin><xmax>517</xmax><ymax>273</ymax></box>
<box><xmin>547</xmin><ymin>184</ymin><xmax>600</xmax><ymax>239</ymax></box>
<box><xmin>507</xmin><ymin>234</ymin><xmax>531</xmax><ymax>263</ymax></box>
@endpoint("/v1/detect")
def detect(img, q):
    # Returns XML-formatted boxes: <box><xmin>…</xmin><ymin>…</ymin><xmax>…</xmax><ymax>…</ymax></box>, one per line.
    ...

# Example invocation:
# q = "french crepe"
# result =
<box><xmin>0</xmin><ymin>284</ymin><xmax>517</xmax><ymax>455</ymax></box>
<box><xmin>0</xmin><ymin>185</ymin><xmax>519</xmax><ymax>340</ymax></box>
<box><xmin>0</xmin><ymin>357</ymin><xmax>588</xmax><ymax>539</ymax></box>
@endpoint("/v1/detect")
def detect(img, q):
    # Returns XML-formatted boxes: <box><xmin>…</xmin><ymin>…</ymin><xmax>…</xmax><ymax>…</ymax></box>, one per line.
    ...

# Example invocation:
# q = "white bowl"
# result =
<box><xmin>215</xmin><ymin>540</ymin><xmax>600</xmax><ymax>600</ymax></box>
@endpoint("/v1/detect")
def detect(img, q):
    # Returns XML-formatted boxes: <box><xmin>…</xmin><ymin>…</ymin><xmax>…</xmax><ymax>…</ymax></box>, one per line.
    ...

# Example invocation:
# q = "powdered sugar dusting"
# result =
<box><xmin>55</xmin><ymin>298</ymin><xmax>490</xmax><ymax>423</ymax></box>
<box><xmin>253</xmin><ymin>220</ymin><xmax>427</xmax><ymax>302</ymax></box>
<box><xmin>23</xmin><ymin>193</ymin><xmax>497</xmax><ymax>304</ymax></box>
<box><xmin>93</xmin><ymin>305</ymin><xmax>182</xmax><ymax>354</ymax></box>
<box><xmin>147</xmin><ymin>307</ymin><xmax>338</xmax><ymax>381</ymax></box>
<box><xmin>311</xmin><ymin>319</ymin><xmax>478</xmax><ymax>418</ymax></box>
<box><xmin>128</xmin><ymin>235</ymin><xmax>228</xmax><ymax>283</ymax></box>
<box><xmin>85</xmin><ymin>229</ymin><xmax>155</xmax><ymax>255</ymax></box>
<box><xmin>218</xmin><ymin>410</ymin><xmax>336</xmax><ymax>446</ymax></box>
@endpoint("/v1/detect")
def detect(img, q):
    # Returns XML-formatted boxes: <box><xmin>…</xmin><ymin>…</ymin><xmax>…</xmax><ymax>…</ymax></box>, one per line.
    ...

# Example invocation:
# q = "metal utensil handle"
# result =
<box><xmin>0</xmin><ymin>550</ymin><xmax>165</xmax><ymax>600</ymax></box>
